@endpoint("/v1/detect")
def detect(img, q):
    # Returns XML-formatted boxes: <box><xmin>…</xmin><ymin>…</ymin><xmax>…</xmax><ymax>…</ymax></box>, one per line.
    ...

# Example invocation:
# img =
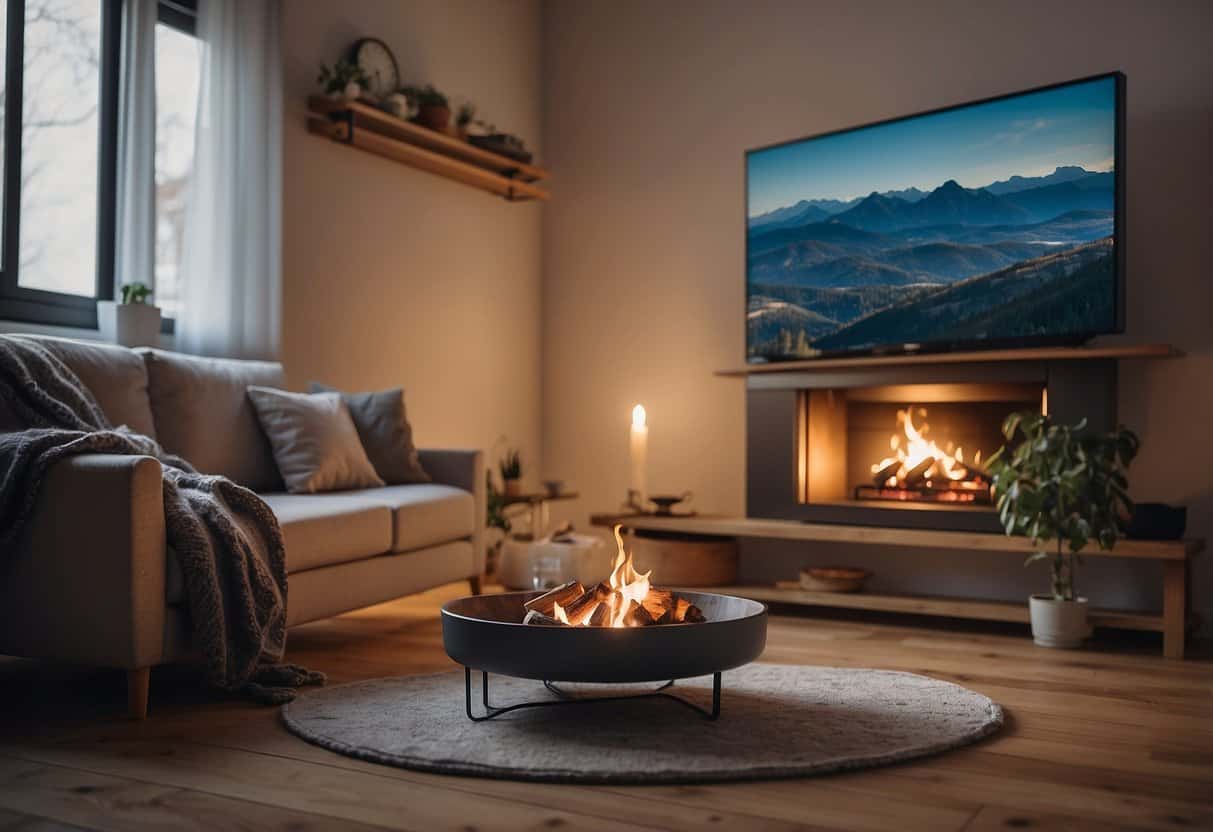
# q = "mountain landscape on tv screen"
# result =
<box><xmin>746</xmin><ymin>165</ymin><xmax>1116</xmax><ymax>360</ymax></box>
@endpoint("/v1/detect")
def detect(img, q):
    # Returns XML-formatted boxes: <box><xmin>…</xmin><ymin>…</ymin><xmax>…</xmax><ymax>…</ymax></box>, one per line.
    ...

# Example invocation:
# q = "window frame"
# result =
<box><xmin>0</xmin><ymin>0</ymin><xmax>123</xmax><ymax>329</ymax></box>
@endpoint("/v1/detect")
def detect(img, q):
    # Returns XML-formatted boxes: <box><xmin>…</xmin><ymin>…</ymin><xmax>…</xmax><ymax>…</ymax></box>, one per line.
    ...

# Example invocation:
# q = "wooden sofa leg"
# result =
<box><xmin>468</xmin><ymin>575</ymin><xmax>483</xmax><ymax>595</ymax></box>
<box><xmin>127</xmin><ymin>668</ymin><xmax>150</xmax><ymax>720</ymax></box>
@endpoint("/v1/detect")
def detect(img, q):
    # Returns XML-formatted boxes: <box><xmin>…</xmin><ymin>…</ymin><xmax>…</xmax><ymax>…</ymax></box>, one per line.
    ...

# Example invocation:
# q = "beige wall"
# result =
<box><xmin>541</xmin><ymin>0</ymin><xmax>1213</xmax><ymax>626</ymax></box>
<box><xmin>281</xmin><ymin>0</ymin><xmax>544</xmax><ymax>482</ymax></box>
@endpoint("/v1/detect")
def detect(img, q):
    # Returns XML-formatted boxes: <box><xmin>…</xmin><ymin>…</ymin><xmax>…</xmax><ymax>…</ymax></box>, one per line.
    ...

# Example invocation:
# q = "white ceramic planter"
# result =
<box><xmin>97</xmin><ymin>301</ymin><xmax>161</xmax><ymax>347</ymax></box>
<box><xmin>1029</xmin><ymin>595</ymin><xmax>1089</xmax><ymax>648</ymax></box>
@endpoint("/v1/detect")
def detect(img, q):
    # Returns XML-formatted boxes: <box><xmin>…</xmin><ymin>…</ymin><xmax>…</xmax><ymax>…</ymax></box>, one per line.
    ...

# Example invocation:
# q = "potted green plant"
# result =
<box><xmin>317</xmin><ymin>60</ymin><xmax>370</xmax><ymax>100</ymax></box>
<box><xmin>97</xmin><ymin>282</ymin><xmax>160</xmax><ymax>347</ymax></box>
<box><xmin>499</xmin><ymin>448</ymin><xmax>523</xmax><ymax>497</ymax></box>
<box><xmin>401</xmin><ymin>84</ymin><xmax>450</xmax><ymax>131</ymax></box>
<box><xmin>986</xmin><ymin>412</ymin><xmax>1138</xmax><ymax>649</ymax></box>
<box><xmin>455</xmin><ymin>102</ymin><xmax>476</xmax><ymax>140</ymax></box>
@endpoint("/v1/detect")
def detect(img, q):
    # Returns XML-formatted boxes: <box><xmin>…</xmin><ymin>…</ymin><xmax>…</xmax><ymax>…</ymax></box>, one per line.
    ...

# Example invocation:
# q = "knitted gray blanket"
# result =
<box><xmin>0</xmin><ymin>335</ymin><xmax>323</xmax><ymax>703</ymax></box>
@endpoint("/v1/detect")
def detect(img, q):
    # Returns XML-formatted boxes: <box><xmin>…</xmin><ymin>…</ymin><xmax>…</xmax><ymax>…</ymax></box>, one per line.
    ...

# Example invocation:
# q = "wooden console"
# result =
<box><xmin>592</xmin><ymin>514</ymin><xmax>1202</xmax><ymax>659</ymax></box>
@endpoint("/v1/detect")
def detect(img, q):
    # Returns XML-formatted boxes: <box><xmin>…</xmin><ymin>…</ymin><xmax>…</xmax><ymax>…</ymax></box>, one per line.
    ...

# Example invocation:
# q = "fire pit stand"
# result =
<box><xmin>443</xmin><ymin>590</ymin><xmax>765</xmax><ymax>723</ymax></box>
<box><xmin>463</xmin><ymin>668</ymin><xmax>722</xmax><ymax>721</ymax></box>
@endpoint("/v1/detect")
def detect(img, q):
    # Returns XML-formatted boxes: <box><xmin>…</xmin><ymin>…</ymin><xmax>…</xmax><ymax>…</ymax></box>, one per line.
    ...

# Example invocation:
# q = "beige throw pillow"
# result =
<box><xmin>309</xmin><ymin>383</ymin><xmax>430</xmax><ymax>484</ymax></box>
<box><xmin>247</xmin><ymin>386</ymin><xmax>385</xmax><ymax>494</ymax></box>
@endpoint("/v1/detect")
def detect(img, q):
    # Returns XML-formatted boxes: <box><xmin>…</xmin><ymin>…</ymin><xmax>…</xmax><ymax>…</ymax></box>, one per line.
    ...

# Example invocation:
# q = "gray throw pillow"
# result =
<box><xmin>309</xmin><ymin>383</ymin><xmax>430</xmax><ymax>484</ymax></box>
<box><xmin>247</xmin><ymin>386</ymin><xmax>385</xmax><ymax>494</ymax></box>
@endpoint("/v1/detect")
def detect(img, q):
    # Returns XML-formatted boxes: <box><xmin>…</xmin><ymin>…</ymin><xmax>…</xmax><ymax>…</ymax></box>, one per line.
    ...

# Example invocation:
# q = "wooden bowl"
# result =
<box><xmin>799</xmin><ymin>567</ymin><xmax>870</xmax><ymax>593</ymax></box>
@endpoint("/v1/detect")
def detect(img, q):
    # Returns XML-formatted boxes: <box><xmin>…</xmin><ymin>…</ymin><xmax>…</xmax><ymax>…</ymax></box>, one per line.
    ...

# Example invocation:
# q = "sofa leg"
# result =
<box><xmin>127</xmin><ymin>667</ymin><xmax>150</xmax><ymax>720</ymax></box>
<box><xmin>468</xmin><ymin>575</ymin><xmax>483</xmax><ymax>595</ymax></box>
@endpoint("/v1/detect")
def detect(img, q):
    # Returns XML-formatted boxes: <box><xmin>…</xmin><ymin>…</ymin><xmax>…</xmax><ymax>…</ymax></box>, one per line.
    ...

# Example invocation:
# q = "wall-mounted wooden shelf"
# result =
<box><xmin>306</xmin><ymin>95</ymin><xmax>549</xmax><ymax>202</ymax></box>
<box><xmin>716</xmin><ymin>343</ymin><xmax>1182</xmax><ymax>376</ymax></box>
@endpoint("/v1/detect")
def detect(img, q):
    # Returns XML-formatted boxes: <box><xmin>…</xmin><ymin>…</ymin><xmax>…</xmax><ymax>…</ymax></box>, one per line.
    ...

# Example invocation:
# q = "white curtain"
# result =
<box><xmin>177</xmin><ymin>0</ymin><xmax>282</xmax><ymax>360</ymax></box>
<box><xmin>113</xmin><ymin>0</ymin><xmax>158</xmax><ymax>294</ymax></box>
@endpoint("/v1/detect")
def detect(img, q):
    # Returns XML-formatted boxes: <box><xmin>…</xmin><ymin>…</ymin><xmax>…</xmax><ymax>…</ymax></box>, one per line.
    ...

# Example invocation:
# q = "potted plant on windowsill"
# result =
<box><xmin>97</xmin><ymin>283</ymin><xmax>161</xmax><ymax>348</ymax></box>
<box><xmin>986</xmin><ymin>412</ymin><xmax>1138</xmax><ymax>649</ymax></box>
<box><xmin>499</xmin><ymin>448</ymin><xmax>523</xmax><ymax>497</ymax></box>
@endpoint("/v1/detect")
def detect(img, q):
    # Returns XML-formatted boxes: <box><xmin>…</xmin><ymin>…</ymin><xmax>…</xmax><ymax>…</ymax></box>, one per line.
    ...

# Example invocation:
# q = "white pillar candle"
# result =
<box><xmin>630</xmin><ymin>404</ymin><xmax>648</xmax><ymax>506</ymax></box>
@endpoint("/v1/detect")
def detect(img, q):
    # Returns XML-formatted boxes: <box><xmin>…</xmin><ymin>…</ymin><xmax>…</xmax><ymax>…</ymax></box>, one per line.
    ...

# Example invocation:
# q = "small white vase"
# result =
<box><xmin>97</xmin><ymin>301</ymin><xmax>161</xmax><ymax>347</ymax></box>
<box><xmin>1029</xmin><ymin>595</ymin><xmax>1089</xmax><ymax>649</ymax></box>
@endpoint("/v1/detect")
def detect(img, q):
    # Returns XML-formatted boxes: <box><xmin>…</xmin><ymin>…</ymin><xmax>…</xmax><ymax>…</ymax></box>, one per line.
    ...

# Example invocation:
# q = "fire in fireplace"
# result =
<box><xmin>857</xmin><ymin>406</ymin><xmax>991</xmax><ymax>504</ymax></box>
<box><xmin>522</xmin><ymin>527</ymin><xmax>706</xmax><ymax>626</ymax></box>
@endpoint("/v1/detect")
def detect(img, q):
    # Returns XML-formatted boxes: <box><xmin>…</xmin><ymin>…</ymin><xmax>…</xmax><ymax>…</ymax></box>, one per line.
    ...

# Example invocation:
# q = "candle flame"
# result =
<box><xmin>632</xmin><ymin>404</ymin><xmax>646</xmax><ymax>428</ymax></box>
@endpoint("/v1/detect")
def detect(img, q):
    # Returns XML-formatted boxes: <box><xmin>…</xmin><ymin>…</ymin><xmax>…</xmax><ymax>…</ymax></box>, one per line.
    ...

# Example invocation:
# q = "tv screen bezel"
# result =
<box><xmin>744</xmin><ymin>71</ymin><xmax>1126</xmax><ymax>364</ymax></box>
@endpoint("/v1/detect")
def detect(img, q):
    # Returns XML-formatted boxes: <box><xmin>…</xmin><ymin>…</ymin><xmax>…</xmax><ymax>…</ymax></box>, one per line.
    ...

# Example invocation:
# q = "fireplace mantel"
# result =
<box><xmin>715</xmin><ymin>343</ymin><xmax>1181</xmax><ymax>377</ymax></box>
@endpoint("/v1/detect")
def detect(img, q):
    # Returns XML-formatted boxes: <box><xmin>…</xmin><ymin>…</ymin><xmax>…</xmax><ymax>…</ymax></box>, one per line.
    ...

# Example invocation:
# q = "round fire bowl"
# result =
<box><xmin>442</xmin><ymin>591</ymin><xmax>768</xmax><ymax>684</ymax></box>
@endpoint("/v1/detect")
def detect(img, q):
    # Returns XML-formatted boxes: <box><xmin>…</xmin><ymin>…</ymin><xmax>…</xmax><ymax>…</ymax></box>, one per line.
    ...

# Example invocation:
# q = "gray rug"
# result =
<box><xmin>281</xmin><ymin>663</ymin><xmax>1003</xmax><ymax>784</ymax></box>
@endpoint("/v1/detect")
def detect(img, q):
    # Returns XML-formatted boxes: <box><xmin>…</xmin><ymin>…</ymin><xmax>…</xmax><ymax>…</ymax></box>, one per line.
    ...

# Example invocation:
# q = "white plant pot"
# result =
<box><xmin>97</xmin><ymin>301</ymin><xmax>161</xmax><ymax>348</ymax></box>
<box><xmin>1029</xmin><ymin>595</ymin><xmax>1090</xmax><ymax>649</ymax></box>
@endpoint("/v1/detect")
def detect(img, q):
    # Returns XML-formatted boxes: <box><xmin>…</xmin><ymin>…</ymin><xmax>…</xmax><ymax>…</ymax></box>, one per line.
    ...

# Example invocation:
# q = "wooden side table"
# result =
<box><xmin>503</xmin><ymin>491</ymin><xmax>580</xmax><ymax>540</ymax></box>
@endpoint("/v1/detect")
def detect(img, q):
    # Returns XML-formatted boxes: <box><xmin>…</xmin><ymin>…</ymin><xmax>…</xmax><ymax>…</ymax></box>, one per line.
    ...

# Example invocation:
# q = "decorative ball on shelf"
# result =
<box><xmin>381</xmin><ymin>92</ymin><xmax>410</xmax><ymax>119</ymax></box>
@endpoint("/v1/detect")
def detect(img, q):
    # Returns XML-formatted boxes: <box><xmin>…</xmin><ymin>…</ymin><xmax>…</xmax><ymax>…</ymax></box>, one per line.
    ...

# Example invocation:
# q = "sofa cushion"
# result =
<box><xmin>140</xmin><ymin>349</ymin><xmax>285</xmax><ymax>491</ymax></box>
<box><xmin>247</xmin><ymin>386</ymin><xmax>384</xmax><ymax>493</ymax></box>
<box><xmin>309</xmin><ymin>383</ymin><xmax>430</xmax><ymax>485</ymax></box>
<box><xmin>18</xmin><ymin>335</ymin><xmax>157</xmax><ymax>438</ymax></box>
<box><xmin>258</xmin><ymin>493</ymin><xmax>393</xmax><ymax>573</ymax></box>
<box><xmin>339</xmin><ymin>484</ymin><xmax>475</xmax><ymax>553</ymax></box>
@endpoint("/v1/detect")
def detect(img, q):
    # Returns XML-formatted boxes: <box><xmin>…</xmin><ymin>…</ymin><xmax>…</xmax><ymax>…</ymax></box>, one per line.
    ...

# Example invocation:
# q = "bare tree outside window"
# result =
<box><xmin>15</xmin><ymin>0</ymin><xmax>103</xmax><ymax>297</ymax></box>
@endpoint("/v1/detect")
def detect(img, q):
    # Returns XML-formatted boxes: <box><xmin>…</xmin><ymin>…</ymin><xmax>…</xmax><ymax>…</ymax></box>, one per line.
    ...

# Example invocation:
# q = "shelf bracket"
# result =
<box><xmin>328</xmin><ymin>109</ymin><xmax>355</xmax><ymax>144</ymax></box>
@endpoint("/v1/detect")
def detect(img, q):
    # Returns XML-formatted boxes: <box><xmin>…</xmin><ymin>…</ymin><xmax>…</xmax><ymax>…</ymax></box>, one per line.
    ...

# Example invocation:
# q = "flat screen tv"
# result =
<box><xmin>745</xmin><ymin>72</ymin><xmax>1124</xmax><ymax>363</ymax></box>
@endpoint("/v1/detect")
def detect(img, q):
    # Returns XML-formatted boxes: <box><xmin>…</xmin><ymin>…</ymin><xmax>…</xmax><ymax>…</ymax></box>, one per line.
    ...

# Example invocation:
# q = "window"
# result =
<box><xmin>154</xmin><ymin>0</ymin><xmax>198</xmax><ymax>322</ymax></box>
<box><xmin>19</xmin><ymin>0</ymin><xmax>105</xmax><ymax>298</ymax></box>
<box><xmin>0</xmin><ymin>0</ymin><xmax>119</xmax><ymax>327</ymax></box>
<box><xmin>0</xmin><ymin>0</ymin><xmax>198</xmax><ymax>329</ymax></box>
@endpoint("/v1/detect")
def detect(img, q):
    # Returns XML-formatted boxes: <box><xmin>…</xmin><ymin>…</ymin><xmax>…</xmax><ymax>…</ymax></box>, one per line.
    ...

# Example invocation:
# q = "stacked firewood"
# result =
<box><xmin>522</xmin><ymin>580</ymin><xmax>706</xmax><ymax>627</ymax></box>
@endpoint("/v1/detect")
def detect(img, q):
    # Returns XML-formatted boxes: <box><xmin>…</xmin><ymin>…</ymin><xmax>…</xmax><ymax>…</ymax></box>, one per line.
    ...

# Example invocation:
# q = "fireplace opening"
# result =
<box><xmin>799</xmin><ymin>383</ymin><xmax>1044</xmax><ymax>511</ymax></box>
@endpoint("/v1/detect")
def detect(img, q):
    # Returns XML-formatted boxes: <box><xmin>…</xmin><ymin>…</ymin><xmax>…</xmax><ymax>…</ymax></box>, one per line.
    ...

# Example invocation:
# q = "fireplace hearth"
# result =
<box><xmin>746</xmin><ymin>357</ymin><xmax>1117</xmax><ymax>532</ymax></box>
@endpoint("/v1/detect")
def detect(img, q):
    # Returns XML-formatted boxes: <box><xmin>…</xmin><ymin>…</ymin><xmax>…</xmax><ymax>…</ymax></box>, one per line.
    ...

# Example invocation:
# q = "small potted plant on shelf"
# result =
<box><xmin>455</xmin><ymin>102</ymin><xmax>476</xmax><ymax>140</ymax></box>
<box><xmin>97</xmin><ymin>282</ymin><xmax>160</xmax><ymax>347</ymax></box>
<box><xmin>401</xmin><ymin>84</ymin><xmax>450</xmax><ymax>131</ymax></box>
<box><xmin>499</xmin><ymin>448</ymin><xmax>523</xmax><ymax>497</ymax></box>
<box><xmin>986</xmin><ymin>411</ymin><xmax>1139</xmax><ymax>649</ymax></box>
<box><xmin>317</xmin><ymin>60</ymin><xmax>371</xmax><ymax>100</ymax></box>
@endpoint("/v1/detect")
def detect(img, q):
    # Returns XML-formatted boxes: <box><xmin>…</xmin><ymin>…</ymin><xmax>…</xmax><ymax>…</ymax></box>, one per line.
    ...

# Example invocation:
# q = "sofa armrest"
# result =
<box><xmin>418</xmin><ymin>448</ymin><xmax>485</xmax><ymax>576</ymax></box>
<box><xmin>0</xmin><ymin>454</ymin><xmax>167</xmax><ymax>669</ymax></box>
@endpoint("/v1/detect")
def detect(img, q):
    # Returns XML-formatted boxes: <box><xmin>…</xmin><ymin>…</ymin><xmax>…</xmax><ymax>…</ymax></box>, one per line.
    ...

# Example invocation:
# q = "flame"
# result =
<box><xmin>869</xmin><ymin>406</ymin><xmax>979</xmax><ymax>487</ymax></box>
<box><xmin>555</xmin><ymin>525</ymin><xmax>652</xmax><ymax>628</ymax></box>
<box><xmin>632</xmin><ymin>404</ymin><xmax>647</xmax><ymax>428</ymax></box>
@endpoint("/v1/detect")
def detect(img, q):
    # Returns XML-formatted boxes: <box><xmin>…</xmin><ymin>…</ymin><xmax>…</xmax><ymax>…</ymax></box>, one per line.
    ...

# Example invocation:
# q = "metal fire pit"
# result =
<box><xmin>441</xmin><ymin>590</ymin><xmax>767</xmax><ymax>721</ymax></box>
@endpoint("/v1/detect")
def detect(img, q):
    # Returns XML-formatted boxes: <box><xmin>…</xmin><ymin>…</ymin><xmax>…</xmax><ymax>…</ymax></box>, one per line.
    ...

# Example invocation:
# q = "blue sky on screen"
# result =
<box><xmin>747</xmin><ymin>76</ymin><xmax>1117</xmax><ymax>217</ymax></box>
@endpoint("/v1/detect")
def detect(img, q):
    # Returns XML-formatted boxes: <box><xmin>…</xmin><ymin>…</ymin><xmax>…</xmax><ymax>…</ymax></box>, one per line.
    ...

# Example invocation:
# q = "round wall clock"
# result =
<box><xmin>350</xmin><ymin>38</ymin><xmax>399</xmax><ymax>97</ymax></box>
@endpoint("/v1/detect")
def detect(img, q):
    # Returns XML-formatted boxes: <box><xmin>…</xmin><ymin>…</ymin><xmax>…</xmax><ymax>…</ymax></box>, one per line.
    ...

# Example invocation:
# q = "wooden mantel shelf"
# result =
<box><xmin>716</xmin><ymin>343</ymin><xmax>1182</xmax><ymax>376</ymax></box>
<box><xmin>306</xmin><ymin>95</ymin><xmax>549</xmax><ymax>202</ymax></box>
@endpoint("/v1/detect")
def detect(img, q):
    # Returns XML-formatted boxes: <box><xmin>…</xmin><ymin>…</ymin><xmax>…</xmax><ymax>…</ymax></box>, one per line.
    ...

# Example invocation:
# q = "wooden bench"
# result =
<box><xmin>592</xmin><ymin>514</ymin><xmax>1203</xmax><ymax>659</ymax></box>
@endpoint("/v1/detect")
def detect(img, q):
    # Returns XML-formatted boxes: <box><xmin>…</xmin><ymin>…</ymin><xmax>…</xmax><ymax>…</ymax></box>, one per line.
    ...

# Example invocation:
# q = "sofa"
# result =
<box><xmin>0</xmin><ymin>335</ymin><xmax>484</xmax><ymax>717</ymax></box>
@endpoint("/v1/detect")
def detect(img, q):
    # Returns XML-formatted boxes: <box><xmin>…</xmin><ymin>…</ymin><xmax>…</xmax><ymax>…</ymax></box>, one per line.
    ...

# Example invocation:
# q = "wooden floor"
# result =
<box><xmin>0</xmin><ymin>583</ymin><xmax>1209</xmax><ymax>832</ymax></box>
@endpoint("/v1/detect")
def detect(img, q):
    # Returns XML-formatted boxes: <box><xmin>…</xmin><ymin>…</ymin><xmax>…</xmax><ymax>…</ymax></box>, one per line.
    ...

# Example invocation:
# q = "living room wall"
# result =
<box><xmin>541</xmin><ymin>0</ymin><xmax>1213</xmax><ymax>629</ymax></box>
<box><xmin>282</xmin><ymin>0</ymin><xmax>544</xmax><ymax>482</ymax></box>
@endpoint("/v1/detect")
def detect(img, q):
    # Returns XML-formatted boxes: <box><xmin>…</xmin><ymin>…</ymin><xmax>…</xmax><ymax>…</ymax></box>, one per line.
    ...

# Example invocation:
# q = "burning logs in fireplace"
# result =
<box><xmin>524</xmin><ymin>579</ymin><xmax>706</xmax><ymax>627</ymax></box>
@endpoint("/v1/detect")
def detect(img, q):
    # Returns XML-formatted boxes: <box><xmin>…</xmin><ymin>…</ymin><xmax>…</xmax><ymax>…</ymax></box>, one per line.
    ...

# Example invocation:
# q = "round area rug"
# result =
<box><xmin>281</xmin><ymin>663</ymin><xmax>1002</xmax><ymax>784</ymax></box>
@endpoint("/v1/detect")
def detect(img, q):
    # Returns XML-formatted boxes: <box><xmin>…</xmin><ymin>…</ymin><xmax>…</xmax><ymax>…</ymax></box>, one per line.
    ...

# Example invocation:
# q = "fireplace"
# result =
<box><xmin>748</xmin><ymin>358</ymin><xmax>1117</xmax><ymax>532</ymax></box>
<box><xmin>804</xmin><ymin>383</ymin><xmax>1044</xmax><ymax>509</ymax></box>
